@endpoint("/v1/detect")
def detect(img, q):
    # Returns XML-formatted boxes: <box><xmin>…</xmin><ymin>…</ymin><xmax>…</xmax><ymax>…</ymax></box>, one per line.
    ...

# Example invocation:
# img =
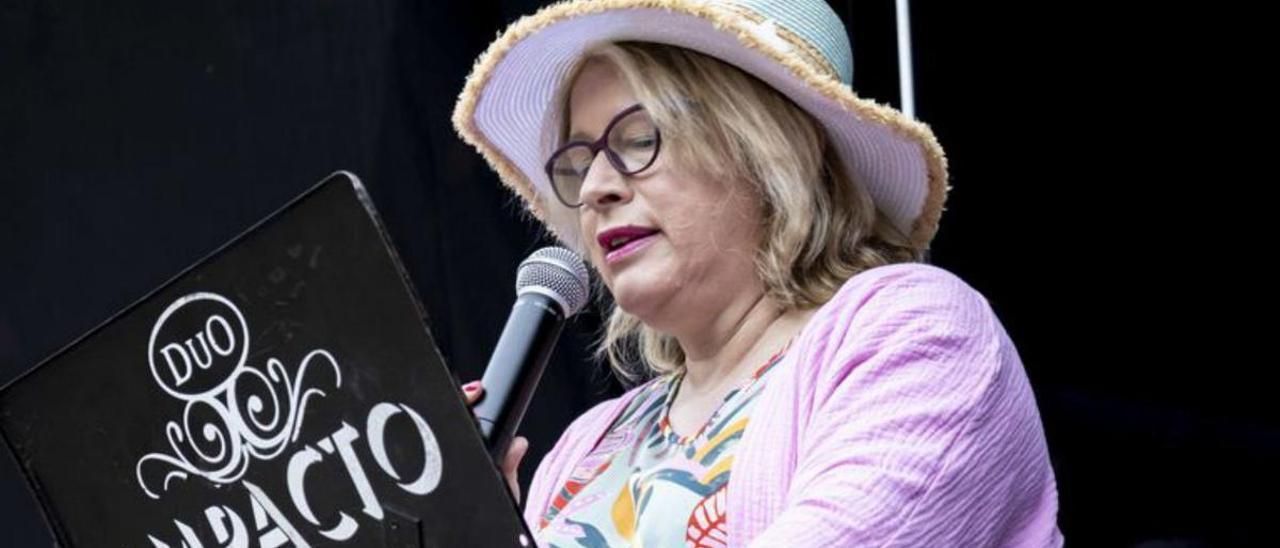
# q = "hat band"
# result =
<box><xmin>716</xmin><ymin>3</ymin><xmax>843</xmax><ymax>84</ymax></box>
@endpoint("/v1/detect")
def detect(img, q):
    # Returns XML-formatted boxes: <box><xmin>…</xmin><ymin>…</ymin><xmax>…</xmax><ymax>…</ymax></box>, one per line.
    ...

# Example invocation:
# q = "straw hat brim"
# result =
<box><xmin>451</xmin><ymin>0</ymin><xmax>949</xmax><ymax>254</ymax></box>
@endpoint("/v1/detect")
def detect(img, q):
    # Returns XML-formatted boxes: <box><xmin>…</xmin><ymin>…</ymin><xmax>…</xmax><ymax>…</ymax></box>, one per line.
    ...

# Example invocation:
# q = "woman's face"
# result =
<box><xmin>566</xmin><ymin>60</ymin><xmax>765</xmax><ymax>331</ymax></box>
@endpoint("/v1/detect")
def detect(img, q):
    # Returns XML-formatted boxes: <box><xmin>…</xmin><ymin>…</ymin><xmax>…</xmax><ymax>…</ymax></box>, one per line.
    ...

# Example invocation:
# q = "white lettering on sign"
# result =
<box><xmin>147</xmin><ymin>293</ymin><xmax>250</xmax><ymax>397</ymax></box>
<box><xmin>137</xmin><ymin>292</ymin><xmax>450</xmax><ymax>546</ymax></box>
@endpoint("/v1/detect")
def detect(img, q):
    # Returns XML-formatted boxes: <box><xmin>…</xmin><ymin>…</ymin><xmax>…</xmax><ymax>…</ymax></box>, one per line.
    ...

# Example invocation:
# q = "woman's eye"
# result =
<box><xmin>625</xmin><ymin>136</ymin><xmax>656</xmax><ymax>149</ymax></box>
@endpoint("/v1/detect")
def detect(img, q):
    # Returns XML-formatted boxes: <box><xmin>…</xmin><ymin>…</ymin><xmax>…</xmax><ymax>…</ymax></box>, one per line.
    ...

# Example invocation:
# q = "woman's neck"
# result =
<box><xmin>674</xmin><ymin>291</ymin><xmax>810</xmax><ymax>395</ymax></box>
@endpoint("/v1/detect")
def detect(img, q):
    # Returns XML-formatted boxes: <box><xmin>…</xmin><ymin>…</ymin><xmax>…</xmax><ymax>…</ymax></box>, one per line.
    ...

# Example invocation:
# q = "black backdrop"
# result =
<box><xmin>0</xmin><ymin>1</ymin><xmax>1263</xmax><ymax>546</ymax></box>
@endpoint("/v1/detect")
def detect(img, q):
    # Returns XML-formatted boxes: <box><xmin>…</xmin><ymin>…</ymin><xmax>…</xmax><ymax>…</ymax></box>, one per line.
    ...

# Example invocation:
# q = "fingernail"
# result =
<box><xmin>462</xmin><ymin>381</ymin><xmax>480</xmax><ymax>392</ymax></box>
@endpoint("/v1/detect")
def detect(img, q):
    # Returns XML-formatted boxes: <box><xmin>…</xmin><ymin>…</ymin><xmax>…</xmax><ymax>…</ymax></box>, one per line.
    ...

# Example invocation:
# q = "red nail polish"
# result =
<box><xmin>463</xmin><ymin>381</ymin><xmax>479</xmax><ymax>392</ymax></box>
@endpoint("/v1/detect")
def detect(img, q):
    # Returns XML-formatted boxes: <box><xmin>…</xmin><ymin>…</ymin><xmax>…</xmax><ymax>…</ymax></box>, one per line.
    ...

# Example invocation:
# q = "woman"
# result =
<box><xmin>451</xmin><ymin>1</ymin><xmax>1062</xmax><ymax>546</ymax></box>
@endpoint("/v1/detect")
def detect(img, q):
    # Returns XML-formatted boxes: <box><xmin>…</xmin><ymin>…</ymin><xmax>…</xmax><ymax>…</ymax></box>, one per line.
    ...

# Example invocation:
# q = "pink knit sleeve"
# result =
<box><xmin>748</xmin><ymin>264</ymin><xmax>1061</xmax><ymax>547</ymax></box>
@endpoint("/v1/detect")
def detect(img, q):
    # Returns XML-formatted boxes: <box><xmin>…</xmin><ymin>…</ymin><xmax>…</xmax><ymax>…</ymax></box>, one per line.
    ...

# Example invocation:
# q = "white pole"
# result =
<box><xmin>896</xmin><ymin>0</ymin><xmax>928</xmax><ymax>261</ymax></box>
<box><xmin>895</xmin><ymin>0</ymin><xmax>916</xmax><ymax>119</ymax></box>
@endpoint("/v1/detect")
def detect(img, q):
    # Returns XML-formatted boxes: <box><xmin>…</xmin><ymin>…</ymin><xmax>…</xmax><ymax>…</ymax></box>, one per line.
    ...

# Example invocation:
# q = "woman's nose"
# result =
<box><xmin>578</xmin><ymin>150</ymin><xmax>632</xmax><ymax>209</ymax></box>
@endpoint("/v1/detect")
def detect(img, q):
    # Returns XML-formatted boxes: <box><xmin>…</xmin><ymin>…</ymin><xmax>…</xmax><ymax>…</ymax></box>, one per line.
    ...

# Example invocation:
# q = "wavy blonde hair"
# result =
<box><xmin>552</xmin><ymin>42</ymin><xmax>920</xmax><ymax>385</ymax></box>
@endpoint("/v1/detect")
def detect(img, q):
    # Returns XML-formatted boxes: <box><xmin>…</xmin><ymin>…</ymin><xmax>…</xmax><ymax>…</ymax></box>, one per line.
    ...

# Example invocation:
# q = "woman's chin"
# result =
<box><xmin>609</xmin><ymin>284</ymin><xmax>655</xmax><ymax>315</ymax></box>
<box><xmin>604</xmin><ymin>243</ymin><xmax>690</xmax><ymax>319</ymax></box>
<box><xmin>607</xmin><ymin>275</ymin><xmax>673</xmax><ymax>320</ymax></box>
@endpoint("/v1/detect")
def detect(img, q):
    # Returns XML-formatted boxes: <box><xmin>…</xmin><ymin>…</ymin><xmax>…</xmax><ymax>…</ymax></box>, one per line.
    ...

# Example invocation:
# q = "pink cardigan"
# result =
<box><xmin>524</xmin><ymin>263</ymin><xmax>1063</xmax><ymax>546</ymax></box>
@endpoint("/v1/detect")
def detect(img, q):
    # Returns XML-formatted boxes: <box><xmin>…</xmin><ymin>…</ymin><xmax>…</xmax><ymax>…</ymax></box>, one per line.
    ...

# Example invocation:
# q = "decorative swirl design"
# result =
<box><xmin>136</xmin><ymin>295</ymin><xmax>342</xmax><ymax>500</ymax></box>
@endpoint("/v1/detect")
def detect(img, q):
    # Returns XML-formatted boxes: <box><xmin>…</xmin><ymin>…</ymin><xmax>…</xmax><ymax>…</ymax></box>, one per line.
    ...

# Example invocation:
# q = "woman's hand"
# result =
<box><xmin>461</xmin><ymin>380</ymin><xmax>529</xmax><ymax>500</ymax></box>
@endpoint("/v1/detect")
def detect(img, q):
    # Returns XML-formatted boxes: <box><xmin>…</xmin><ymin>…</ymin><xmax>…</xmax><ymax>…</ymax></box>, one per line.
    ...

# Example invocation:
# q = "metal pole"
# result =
<box><xmin>894</xmin><ymin>0</ymin><xmax>930</xmax><ymax>263</ymax></box>
<box><xmin>895</xmin><ymin>0</ymin><xmax>916</xmax><ymax>120</ymax></box>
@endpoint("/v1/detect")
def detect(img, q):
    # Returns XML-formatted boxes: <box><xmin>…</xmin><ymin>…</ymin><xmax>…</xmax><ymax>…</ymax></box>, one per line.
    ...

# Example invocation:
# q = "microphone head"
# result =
<box><xmin>516</xmin><ymin>247</ymin><xmax>590</xmax><ymax>316</ymax></box>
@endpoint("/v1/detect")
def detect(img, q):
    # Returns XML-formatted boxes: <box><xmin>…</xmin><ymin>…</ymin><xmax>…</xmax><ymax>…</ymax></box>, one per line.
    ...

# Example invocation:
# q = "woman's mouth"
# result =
<box><xmin>598</xmin><ymin>226</ymin><xmax>661</xmax><ymax>265</ymax></box>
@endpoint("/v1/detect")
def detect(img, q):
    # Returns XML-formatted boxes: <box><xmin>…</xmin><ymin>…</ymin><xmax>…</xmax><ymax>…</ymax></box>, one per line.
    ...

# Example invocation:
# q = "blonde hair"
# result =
<box><xmin>552</xmin><ymin>42</ymin><xmax>919</xmax><ymax>385</ymax></box>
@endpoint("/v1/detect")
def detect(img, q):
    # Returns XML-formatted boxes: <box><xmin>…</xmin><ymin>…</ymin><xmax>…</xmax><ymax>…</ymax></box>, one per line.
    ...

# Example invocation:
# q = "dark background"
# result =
<box><xmin>0</xmin><ymin>1</ymin><xmax>1260</xmax><ymax>546</ymax></box>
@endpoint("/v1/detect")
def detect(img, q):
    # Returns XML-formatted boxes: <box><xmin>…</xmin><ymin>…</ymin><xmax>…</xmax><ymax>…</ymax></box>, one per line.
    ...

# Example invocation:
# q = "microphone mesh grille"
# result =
<box><xmin>515</xmin><ymin>247</ymin><xmax>590</xmax><ymax>316</ymax></box>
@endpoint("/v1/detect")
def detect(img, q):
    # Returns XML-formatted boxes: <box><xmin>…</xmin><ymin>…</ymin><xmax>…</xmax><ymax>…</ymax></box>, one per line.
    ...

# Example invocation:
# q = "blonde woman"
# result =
<box><xmin>452</xmin><ymin>1</ymin><xmax>1062</xmax><ymax>546</ymax></box>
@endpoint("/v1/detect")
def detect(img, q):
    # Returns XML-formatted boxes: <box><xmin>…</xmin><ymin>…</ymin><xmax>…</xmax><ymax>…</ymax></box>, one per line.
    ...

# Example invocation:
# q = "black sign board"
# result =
<box><xmin>0</xmin><ymin>172</ymin><xmax>532</xmax><ymax>547</ymax></box>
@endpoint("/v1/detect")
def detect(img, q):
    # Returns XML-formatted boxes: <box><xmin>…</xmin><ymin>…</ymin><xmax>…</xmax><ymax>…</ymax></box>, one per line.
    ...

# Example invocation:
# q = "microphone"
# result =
<box><xmin>474</xmin><ymin>246</ymin><xmax>590</xmax><ymax>464</ymax></box>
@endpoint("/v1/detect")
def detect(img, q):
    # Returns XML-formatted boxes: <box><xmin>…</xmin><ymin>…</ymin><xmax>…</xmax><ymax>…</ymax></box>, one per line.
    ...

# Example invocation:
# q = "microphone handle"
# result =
<box><xmin>475</xmin><ymin>292</ymin><xmax>565</xmax><ymax>464</ymax></box>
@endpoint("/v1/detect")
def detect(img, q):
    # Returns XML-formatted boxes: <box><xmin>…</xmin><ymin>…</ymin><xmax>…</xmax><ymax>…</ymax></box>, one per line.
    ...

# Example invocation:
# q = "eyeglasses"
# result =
<box><xmin>544</xmin><ymin>104</ymin><xmax>662</xmax><ymax>208</ymax></box>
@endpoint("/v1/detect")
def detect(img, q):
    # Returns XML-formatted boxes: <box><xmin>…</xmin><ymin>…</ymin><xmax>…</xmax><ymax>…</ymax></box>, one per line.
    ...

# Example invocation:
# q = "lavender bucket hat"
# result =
<box><xmin>452</xmin><ymin>0</ymin><xmax>949</xmax><ymax>254</ymax></box>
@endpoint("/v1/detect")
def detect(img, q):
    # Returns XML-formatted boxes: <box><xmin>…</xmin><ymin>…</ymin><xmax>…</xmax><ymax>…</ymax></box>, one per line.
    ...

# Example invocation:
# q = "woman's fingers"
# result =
<box><xmin>460</xmin><ymin>381</ymin><xmax>524</xmax><ymax>498</ymax></box>
<box><xmin>503</xmin><ymin>436</ymin><xmax>529</xmax><ymax>500</ymax></box>
<box><xmin>462</xmin><ymin>380</ymin><xmax>483</xmax><ymax>406</ymax></box>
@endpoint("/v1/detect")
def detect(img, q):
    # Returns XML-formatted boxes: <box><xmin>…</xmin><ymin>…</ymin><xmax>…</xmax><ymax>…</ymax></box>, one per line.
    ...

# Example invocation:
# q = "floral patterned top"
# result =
<box><xmin>535</xmin><ymin>345</ymin><xmax>790</xmax><ymax>547</ymax></box>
